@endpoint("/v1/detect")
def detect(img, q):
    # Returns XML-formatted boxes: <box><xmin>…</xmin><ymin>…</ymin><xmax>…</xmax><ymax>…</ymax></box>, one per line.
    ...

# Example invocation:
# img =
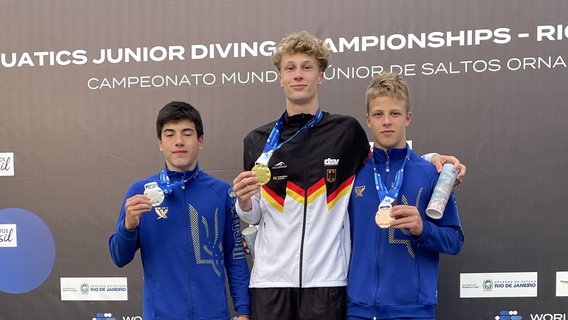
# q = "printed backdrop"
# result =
<box><xmin>1</xmin><ymin>1</ymin><xmax>567</xmax><ymax>319</ymax></box>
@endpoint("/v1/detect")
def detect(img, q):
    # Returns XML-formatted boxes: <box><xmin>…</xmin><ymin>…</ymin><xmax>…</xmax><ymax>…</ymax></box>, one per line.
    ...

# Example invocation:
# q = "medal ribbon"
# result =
<box><xmin>371</xmin><ymin>147</ymin><xmax>410</xmax><ymax>208</ymax></box>
<box><xmin>158</xmin><ymin>164</ymin><xmax>200</xmax><ymax>194</ymax></box>
<box><xmin>256</xmin><ymin>108</ymin><xmax>323</xmax><ymax>165</ymax></box>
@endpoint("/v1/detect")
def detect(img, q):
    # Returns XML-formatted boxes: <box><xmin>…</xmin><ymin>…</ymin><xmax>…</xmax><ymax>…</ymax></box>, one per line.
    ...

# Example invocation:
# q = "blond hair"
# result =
<box><xmin>271</xmin><ymin>30</ymin><xmax>330</xmax><ymax>72</ymax></box>
<box><xmin>366</xmin><ymin>72</ymin><xmax>410</xmax><ymax>113</ymax></box>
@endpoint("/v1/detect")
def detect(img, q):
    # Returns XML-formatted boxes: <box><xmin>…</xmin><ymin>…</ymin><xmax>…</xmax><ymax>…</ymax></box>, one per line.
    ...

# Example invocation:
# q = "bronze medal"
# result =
<box><xmin>375</xmin><ymin>206</ymin><xmax>393</xmax><ymax>228</ymax></box>
<box><xmin>252</xmin><ymin>163</ymin><xmax>271</xmax><ymax>185</ymax></box>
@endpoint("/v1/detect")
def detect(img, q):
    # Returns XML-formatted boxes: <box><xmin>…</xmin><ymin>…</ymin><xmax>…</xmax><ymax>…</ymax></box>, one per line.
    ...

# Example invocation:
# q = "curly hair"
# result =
<box><xmin>271</xmin><ymin>30</ymin><xmax>330</xmax><ymax>72</ymax></box>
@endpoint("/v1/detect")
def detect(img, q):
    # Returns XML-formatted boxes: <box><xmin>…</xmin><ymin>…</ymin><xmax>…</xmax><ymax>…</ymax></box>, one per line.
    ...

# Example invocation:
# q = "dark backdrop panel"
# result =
<box><xmin>1</xmin><ymin>0</ymin><xmax>567</xmax><ymax>318</ymax></box>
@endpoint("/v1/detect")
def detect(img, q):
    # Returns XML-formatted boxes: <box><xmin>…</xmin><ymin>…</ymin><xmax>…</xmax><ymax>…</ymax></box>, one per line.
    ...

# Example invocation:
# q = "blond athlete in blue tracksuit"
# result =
<box><xmin>347</xmin><ymin>73</ymin><xmax>464</xmax><ymax>320</ymax></box>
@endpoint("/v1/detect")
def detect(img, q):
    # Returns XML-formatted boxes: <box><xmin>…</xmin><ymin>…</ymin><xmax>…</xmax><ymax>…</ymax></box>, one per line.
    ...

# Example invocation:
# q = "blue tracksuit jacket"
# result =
<box><xmin>109</xmin><ymin>164</ymin><xmax>250</xmax><ymax>320</ymax></box>
<box><xmin>347</xmin><ymin>146</ymin><xmax>464</xmax><ymax>319</ymax></box>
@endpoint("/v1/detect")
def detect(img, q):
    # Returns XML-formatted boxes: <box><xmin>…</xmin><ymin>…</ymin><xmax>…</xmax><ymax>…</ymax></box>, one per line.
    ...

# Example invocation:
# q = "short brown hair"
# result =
<box><xmin>156</xmin><ymin>101</ymin><xmax>203</xmax><ymax>140</ymax></box>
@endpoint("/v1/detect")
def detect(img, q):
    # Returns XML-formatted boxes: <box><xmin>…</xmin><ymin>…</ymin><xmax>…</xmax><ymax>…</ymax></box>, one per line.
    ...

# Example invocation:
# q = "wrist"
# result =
<box><xmin>422</xmin><ymin>152</ymin><xmax>439</xmax><ymax>164</ymax></box>
<box><xmin>237</xmin><ymin>199</ymin><xmax>252</xmax><ymax>212</ymax></box>
<box><xmin>124</xmin><ymin>221</ymin><xmax>138</xmax><ymax>231</ymax></box>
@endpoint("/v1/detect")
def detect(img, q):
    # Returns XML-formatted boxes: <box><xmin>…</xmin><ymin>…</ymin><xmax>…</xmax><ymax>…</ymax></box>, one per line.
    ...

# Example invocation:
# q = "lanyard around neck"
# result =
<box><xmin>371</xmin><ymin>147</ymin><xmax>410</xmax><ymax>207</ymax></box>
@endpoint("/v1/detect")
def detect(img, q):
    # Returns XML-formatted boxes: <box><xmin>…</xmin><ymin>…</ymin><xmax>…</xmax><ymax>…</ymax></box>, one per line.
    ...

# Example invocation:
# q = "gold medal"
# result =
<box><xmin>252</xmin><ymin>163</ymin><xmax>271</xmax><ymax>185</ymax></box>
<box><xmin>375</xmin><ymin>206</ymin><xmax>393</xmax><ymax>228</ymax></box>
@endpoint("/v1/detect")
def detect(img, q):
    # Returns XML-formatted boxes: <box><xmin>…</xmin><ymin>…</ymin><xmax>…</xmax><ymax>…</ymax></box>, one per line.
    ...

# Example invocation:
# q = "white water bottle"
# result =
<box><xmin>426</xmin><ymin>164</ymin><xmax>458</xmax><ymax>219</ymax></box>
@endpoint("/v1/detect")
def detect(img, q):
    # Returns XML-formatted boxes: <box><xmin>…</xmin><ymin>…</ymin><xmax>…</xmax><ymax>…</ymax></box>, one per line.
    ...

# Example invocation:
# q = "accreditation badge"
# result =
<box><xmin>144</xmin><ymin>181</ymin><xmax>165</xmax><ymax>206</ymax></box>
<box><xmin>375</xmin><ymin>205</ymin><xmax>393</xmax><ymax>228</ymax></box>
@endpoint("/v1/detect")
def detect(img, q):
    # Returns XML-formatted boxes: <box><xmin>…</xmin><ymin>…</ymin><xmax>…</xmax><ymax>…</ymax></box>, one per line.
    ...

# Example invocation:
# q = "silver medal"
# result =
<box><xmin>144</xmin><ymin>182</ymin><xmax>165</xmax><ymax>206</ymax></box>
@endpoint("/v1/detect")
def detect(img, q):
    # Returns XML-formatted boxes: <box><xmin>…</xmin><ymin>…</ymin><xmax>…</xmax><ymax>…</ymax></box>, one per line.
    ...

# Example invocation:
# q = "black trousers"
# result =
<box><xmin>250</xmin><ymin>287</ymin><xmax>347</xmax><ymax>320</ymax></box>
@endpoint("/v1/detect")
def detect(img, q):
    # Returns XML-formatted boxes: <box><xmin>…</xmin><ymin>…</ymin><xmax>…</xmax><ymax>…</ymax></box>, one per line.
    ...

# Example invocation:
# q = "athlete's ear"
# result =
<box><xmin>198</xmin><ymin>135</ymin><xmax>204</xmax><ymax>150</ymax></box>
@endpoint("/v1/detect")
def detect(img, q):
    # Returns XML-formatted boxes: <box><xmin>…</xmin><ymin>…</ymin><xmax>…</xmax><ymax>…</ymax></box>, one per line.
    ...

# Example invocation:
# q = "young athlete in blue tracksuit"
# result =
<box><xmin>347</xmin><ymin>73</ymin><xmax>464</xmax><ymax>320</ymax></box>
<box><xmin>109</xmin><ymin>101</ymin><xmax>250</xmax><ymax>320</ymax></box>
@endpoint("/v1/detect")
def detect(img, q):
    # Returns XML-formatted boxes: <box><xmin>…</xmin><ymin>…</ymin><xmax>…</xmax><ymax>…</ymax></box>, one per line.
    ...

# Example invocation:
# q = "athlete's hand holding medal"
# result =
<box><xmin>123</xmin><ymin>181</ymin><xmax>168</xmax><ymax>230</ymax></box>
<box><xmin>232</xmin><ymin>170</ymin><xmax>262</xmax><ymax>212</ymax></box>
<box><xmin>124</xmin><ymin>167</ymin><xmax>200</xmax><ymax>230</ymax></box>
<box><xmin>232</xmin><ymin>151</ymin><xmax>272</xmax><ymax>211</ymax></box>
<box><xmin>386</xmin><ymin>205</ymin><xmax>424</xmax><ymax>236</ymax></box>
<box><xmin>124</xmin><ymin>193</ymin><xmax>153</xmax><ymax>230</ymax></box>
